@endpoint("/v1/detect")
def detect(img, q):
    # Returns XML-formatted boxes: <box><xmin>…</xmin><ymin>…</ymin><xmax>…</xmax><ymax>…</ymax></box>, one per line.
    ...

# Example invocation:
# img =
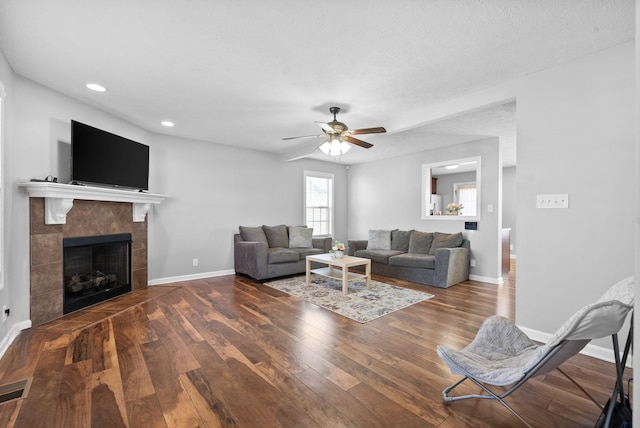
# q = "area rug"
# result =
<box><xmin>264</xmin><ymin>275</ymin><xmax>434</xmax><ymax>323</ymax></box>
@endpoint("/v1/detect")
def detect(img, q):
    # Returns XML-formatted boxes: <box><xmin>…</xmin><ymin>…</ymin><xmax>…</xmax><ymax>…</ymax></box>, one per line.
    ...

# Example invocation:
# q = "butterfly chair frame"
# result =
<box><xmin>440</xmin><ymin>338</ymin><xmax>591</xmax><ymax>427</ymax></box>
<box><xmin>599</xmin><ymin>314</ymin><xmax>633</xmax><ymax>427</ymax></box>
<box><xmin>438</xmin><ymin>277</ymin><xmax>634</xmax><ymax>428</ymax></box>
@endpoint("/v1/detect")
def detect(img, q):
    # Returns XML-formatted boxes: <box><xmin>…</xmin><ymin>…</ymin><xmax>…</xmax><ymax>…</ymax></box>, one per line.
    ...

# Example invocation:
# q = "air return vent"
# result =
<box><xmin>0</xmin><ymin>378</ymin><xmax>31</xmax><ymax>405</ymax></box>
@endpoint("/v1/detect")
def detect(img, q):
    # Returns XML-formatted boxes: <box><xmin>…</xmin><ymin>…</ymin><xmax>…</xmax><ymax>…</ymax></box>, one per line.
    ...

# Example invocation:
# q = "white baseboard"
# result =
<box><xmin>0</xmin><ymin>320</ymin><xmax>32</xmax><ymax>360</ymax></box>
<box><xmin>148</xmin><ymin>269</ymin><xmax>235</xmax><ymax>285</ymax></box>
<box><xmin>469</xmin><ymin>274</ymin><xmax>503</xmax><ymax>285</ymax></box>
<box><xmin>519</xmin><ymin>325</ymin><xmax>632</xmax><ymax>367</ymax></box>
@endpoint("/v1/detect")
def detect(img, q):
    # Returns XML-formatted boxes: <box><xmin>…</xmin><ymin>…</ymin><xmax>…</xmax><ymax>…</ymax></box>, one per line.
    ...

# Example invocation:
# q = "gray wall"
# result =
<box><xmin>0</xmin><ymin>49</ymin><xmax>15</xmax><ymax>342</ymax></box>
<box><xmin>348</xmin><ymin>137</ymin><xmax>502</xmax><ymax>283</ymax></box>
<box><xmin>515</xmin><ymin>42</ymin><xmax>635</xmax><ymax>348</ymax></box>
<box><xmin>148</xmin><ymin>133</ymin><xmax>348</xmax><ymax>281</ymax></box>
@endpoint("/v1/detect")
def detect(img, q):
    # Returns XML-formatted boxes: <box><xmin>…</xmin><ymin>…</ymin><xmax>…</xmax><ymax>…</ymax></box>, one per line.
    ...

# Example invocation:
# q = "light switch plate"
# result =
<box><xmin>536</xmin><ymin>194</ymin><xmax>569</xmax><ymax>209</ymax></box>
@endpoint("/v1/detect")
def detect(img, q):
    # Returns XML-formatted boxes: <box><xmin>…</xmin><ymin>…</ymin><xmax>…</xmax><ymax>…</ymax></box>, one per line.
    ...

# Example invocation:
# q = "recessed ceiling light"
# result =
<box><xmin>445</xmin><ymin>165</ymin><xmax>459</xmax><ymax>170</ymax></box>
<box><xmin>86</xmin><ymin>83</ymin><xmax>107</xmax><ymax>92</ymax></box>
<box><xmin>161</xmin><ymin>121</ymin><xmax>175</xmax><ymax>127</ymax></box>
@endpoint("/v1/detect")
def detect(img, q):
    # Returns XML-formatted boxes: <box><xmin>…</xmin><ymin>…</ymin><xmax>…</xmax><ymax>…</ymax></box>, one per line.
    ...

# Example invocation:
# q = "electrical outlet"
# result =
<box><xmin>2</xmin><ymin>305</ymin><xmax>8</xmax><ymax>322</ymax></box>
<box><xmin>192</xmin><ymin>258</ymin><xmax>199</xmax><ymax>267</ymax></box>
<box><xmin>470</xmin><ymin>259</ymin><xmax>476</xmax><ymax>267</ymax></box>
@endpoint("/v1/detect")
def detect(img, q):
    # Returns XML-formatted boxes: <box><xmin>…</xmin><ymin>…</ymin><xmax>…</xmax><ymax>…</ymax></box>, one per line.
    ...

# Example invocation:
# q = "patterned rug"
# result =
<box><xmin>264</xmin><ymin>275</ymin><xmax>434</xmax><ymax>323</ymax></box>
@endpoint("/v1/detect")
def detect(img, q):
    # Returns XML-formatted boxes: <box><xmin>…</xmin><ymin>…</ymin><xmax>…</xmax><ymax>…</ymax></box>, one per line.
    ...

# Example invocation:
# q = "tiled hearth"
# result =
<box><xmin>29</xmin><ymin>198</ymin><xmax>148</xmax><ymax>326</ymax></box>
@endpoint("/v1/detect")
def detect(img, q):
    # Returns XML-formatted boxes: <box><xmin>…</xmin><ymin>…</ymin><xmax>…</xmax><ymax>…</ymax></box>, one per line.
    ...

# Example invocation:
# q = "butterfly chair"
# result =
<box><xmin>437</xmin><ymin>276</ymin><xmax>634</xmax><ymax>427</ymax></box>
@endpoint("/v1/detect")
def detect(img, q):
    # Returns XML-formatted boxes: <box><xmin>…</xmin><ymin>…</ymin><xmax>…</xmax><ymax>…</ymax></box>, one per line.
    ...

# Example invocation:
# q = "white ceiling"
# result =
<box><xmin>0</xmin><ymin>1</ymin><xmax>634</xmax><ymax>165</ymax></box>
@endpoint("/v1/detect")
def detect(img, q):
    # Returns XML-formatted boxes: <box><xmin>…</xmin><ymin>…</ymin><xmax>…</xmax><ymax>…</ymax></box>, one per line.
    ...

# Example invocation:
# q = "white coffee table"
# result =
<box><xmin>306</xmin><ymin>253</ymin><xmax>371</xmax><ymax>296</ymax></box>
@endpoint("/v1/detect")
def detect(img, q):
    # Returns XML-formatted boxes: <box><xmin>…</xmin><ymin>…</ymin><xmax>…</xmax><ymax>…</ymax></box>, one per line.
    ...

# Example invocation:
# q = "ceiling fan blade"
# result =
<box><xmin>282</xmin><ymin>134</ymin><xmax>324</xmax><ymax>140</ymax></box>
<box><xmin>350</xmin><ymin>127</ymin><xmax>387</xmax><ymax>135</ymax></box>
<box><xmin>315</xmin><ymin>121</ymin><xmax>335</xmax><ymax>133</ymax></box>
<box><xmin>344</xmin><ymin>135</ymin><xmax>373</xmax><ymax>149</ymax></box>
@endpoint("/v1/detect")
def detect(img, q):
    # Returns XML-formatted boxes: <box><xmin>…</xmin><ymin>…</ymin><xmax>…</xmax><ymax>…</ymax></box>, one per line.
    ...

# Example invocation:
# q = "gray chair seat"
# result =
<box><xmin>437</xmin><ymin>276</ymin><xmax>635</xmax><ymax>427</ymax></box>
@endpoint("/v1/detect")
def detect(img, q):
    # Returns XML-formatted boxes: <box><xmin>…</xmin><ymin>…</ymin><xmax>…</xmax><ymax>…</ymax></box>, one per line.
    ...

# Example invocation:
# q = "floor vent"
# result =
<box><xmin>0</xmin><ymin>378</ymin><xmax>31</xmax><ymax>405</ymax></box>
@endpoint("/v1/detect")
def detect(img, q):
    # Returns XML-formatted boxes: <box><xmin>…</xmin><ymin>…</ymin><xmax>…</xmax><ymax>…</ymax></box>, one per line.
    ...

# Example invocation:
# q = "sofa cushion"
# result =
<box><xmin>429</xmin><ymin>232</ymin><xmax>464</xmax><ymax>255</ymax></box>
<box><xmin>389</xmin><ymin>253</ymin><xmax>436</xmax><ymax>269</ymax></box>
<box><xmin>355</xmin><ymin>249</ymin><xmax>404</xmax><ymax>264</ymax></box>
<box><xmin>263</xmin><ymin>224</ymin><xmax>289</xmax><ymax>248</ymax></box>
<box><xmin>267</xmin><ymin>248</ymin><xmax>300</xmax><ymax>264</ymax></box>
<box><xmin>294</xmin><ymin>247</ymin><xmax>324</xmax><ymax>258</ymax></box>
<box><xmin>367</xmin><ymin>229</ymin><xmax>392</xmax><ymax>250</ymax></box>
<box><xmin>239</xmin><ymin>225</ymin><xmax>268</xmax><ymax>243</ymax></box>
<box><xmin>391</xmin><ymin>230</ymin><xmax>412</xmax><ymax>252</ymax></box>
<box><xmin>288</xmin><ymin>226</ymin><xmax>313</xmax><ymax>248</ymax></box>
<box><xmin>408</xmin><ymin>231</ymin><xmax>434</xmax><ymax>254</ymax></box>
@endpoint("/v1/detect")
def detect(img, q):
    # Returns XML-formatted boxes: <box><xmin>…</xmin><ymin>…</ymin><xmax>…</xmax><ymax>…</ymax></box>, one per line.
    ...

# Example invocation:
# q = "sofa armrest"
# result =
<box><xmin>234</xmin><ymin>240</ymin><xmax>269</xmax><ymax>280</ymax></box>
<box><xmin>313</xmin><ymin>237</ymin><xmax>332</xmax><ymax>252</ymax></box>
<box><xmin>434</xmin><ymin>247</ymin><xmax>470</xmax><ymax>288</ymax></box>
<box><xmin>347</xmin><ymin>240</ymin><xmax>368</xmax><ymax>256</ymax></box>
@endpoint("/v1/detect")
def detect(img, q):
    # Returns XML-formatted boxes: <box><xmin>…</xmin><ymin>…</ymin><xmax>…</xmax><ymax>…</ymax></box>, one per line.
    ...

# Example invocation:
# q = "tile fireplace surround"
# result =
<box><xmin>21</xmin><ymin>182</ymin><xmax>166</xmax><ymax>326</ymax></box>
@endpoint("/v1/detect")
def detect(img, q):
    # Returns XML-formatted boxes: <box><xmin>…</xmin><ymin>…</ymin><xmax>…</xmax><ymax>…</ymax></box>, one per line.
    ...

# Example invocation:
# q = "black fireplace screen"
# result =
<box><xmin>63</xmin><ymin>233</ymin><xmax>132</xmax><ymax>314</ymax></box>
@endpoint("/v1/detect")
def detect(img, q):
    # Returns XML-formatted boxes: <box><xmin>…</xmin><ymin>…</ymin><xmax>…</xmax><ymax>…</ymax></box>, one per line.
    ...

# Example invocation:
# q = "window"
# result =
<box><xmin>304</xmin><ymin>171</ymin><xmax>333</xmax><ymax>236</ymax></box>
<box><xmin>455</xmin><ymin>182</ymin><xmax>477</xmax><ymax>216</ymax></box>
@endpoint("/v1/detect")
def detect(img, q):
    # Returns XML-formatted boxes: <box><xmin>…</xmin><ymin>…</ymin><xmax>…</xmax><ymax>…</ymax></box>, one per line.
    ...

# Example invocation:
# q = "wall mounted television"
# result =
<box><xmin>71</xmin><ymin>120</ymin><xmax>150</xmax><ymax>191</ymax></box>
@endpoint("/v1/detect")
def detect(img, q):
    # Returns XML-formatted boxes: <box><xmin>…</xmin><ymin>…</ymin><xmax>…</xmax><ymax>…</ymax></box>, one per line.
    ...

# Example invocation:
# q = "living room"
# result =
<box><xmin>0</xmin><ymin>1</ymin><xmax>637</xmax><ymax>426</ymax></box>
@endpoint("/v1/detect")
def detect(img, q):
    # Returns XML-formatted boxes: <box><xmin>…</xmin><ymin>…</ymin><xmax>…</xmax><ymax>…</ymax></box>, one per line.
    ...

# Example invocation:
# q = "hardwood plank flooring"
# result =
<box><xmin>0</xmin><ymin>266</ymin><xmax>630</xmax><ymax>427</ymax></box>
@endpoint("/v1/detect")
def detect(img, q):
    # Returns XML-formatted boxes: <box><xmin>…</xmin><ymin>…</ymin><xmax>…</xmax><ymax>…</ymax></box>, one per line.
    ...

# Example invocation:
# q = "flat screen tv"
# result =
<box><xmin>71</xmin><ymin>120</ymin><xmax>149</xmax><ymax>191</ymax></box>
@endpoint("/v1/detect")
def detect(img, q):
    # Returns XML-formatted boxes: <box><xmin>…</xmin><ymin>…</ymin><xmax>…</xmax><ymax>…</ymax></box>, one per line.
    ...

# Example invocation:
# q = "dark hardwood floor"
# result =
<box><xmin>0</xmin><ymin>264</ymin><xmax>629</xmax><ymax>427</ymax></box>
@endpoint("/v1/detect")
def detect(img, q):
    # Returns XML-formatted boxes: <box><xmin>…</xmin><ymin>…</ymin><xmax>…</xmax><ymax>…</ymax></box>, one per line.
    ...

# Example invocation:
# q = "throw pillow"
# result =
<box><xmin>367</xmin><ymin>229</ymin><xmax>392</xmax><ymax>250</ymax></box>
<box><xmin>429</xmin><ymin>232</ymin><xmax>464</xmax><ymax>255</ymax></box>
<box><xmin>408</xmin><ymin>230</ymin><xmax>434</xmax><ymax>254</ymax></box>
<box><xmin>390</xmin><ymin>229</ymin><xmax>412</xmax><ymax>252</ymax></box>
<box><xmin>288</xmin><ymin>226</ymin><xmax>313</xmax><ymax>248</ymax></box>
<box><xmin>239</xmin><ymin>225</ymin><xmax>268</xmax><ymax>243</ymax></box>
<box><xmin>263</xmin><ymin>224</ymin><xmax>289</xmax><ymax>248</ymax></box>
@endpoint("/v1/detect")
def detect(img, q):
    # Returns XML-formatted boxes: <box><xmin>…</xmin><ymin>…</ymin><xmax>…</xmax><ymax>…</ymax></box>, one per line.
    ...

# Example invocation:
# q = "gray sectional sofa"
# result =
<box><xmin>348</xmin><ymin>229</ymin><xmax>470</xmax><ymax>288</ymax></box>
<box><xmin>234</xmin><ymin>225</ymin><xmax>332</xmax><ymax>281</ymax></box>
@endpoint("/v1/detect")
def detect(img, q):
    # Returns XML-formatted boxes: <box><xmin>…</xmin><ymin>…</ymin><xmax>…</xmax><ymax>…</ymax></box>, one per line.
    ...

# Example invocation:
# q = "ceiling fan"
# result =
<box><xmin>283</xmin><ymin>106</ymin><xmax>386</xmax><ymax>155</ymax></box>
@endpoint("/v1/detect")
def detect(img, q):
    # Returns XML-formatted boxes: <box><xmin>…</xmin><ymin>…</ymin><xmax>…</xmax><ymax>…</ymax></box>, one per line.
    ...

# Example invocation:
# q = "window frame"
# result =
<box><xmin>303</xmin><ymin>170</ymin><xmax>334</xmax><ymax>237</ymax></box>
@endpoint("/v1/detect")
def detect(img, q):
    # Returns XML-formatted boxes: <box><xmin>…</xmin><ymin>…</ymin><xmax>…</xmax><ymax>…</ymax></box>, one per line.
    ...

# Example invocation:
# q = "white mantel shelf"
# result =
<box><xmin>19</xmin><ymin>181</ymin><xmax>168</xmax><ymax>225</ymax></box>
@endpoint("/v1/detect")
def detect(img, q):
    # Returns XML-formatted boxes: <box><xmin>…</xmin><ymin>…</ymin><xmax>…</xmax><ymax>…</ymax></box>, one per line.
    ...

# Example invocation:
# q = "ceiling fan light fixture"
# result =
<box><xmin>320</xmin><ymin>136</ymin><xmax>351</xmax><ymax>156</ymax></box>
<box><xmin>339</xmin><ymin>141</ymin><xmax>351</xmax><ymax>154</ymax></box>
<box><xmin>319</xmin><ymin>140</ymin><xmax>332</xmax><ymax>154</ymax></box>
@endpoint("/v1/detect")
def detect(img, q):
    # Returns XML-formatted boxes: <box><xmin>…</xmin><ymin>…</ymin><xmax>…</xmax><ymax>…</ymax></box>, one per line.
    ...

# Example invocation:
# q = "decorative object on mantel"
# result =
<box><xmin>447</xmin><ymin>202</ymin><xmax>464</xmax><ymax>215</ymax></box>
<box><xmin>18</xmin><ymin>182</ymin><xmax>168</xmax><ymax>225</ymax></box>
<box><xmin>264</xmin><ymin>274</ymin><xmax>434</xmax><ymax>323</ymax></box>
<box><xmin>330</xmin><ymin>240</ymin><xmax>345</xmax><ymax>258</ymax></box>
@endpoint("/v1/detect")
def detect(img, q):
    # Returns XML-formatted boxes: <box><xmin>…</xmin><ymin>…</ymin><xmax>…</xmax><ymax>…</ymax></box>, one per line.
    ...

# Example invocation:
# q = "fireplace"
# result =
<box><xmin>63</xmin><ymin>233</ymin><xmax>132</xmax><ymax>314</ymax></box>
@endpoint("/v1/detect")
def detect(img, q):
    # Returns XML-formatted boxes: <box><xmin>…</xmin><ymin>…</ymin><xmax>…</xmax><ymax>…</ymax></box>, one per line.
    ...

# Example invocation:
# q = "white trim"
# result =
<box><xmin>519</xmin><ymin>325</ymin><xmax>632</xmax><ymax>367</ymax></box>
<box><xmin>303</xmin><ymin>170</ymin><xmax>334</xmax><ymax>236</ymax></box>
<box><xmin>422</xmin><ymin>156</ymin><xmax>481</xmax><ymax>220</ymax></box>
<box><xmin>469</xmin><ymin>274</ymin><xmax>503</xmax><ymax>284</ymax></box>
<box><xmin>148</xmin><ymin>269</ymin><xmax>235</xmax><ymax>285</ymax></box>
<box><xmin>0</xmin><ymin>320</ymin><xmax>32</xmax><ymax>360</ymax></box>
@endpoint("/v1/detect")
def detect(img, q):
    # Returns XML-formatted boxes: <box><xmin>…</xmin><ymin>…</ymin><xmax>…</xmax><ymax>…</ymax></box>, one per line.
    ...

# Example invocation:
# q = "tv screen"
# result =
<box><xmin>71</xmin><ymin>120</ymin><xmax>149</xmax><ymax>191</ymax></box>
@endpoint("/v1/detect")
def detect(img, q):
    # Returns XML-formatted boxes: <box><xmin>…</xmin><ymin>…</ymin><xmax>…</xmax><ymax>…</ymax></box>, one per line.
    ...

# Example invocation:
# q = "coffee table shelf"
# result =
<box><xmin>306</xmin><ymin>253</ymin><xmax>371</xmax><ymax>296</ymax></box>
<box><xmin>310</xmin><ymin>267</ymin><xmax>369</xmax><ymax>282</ymax></box>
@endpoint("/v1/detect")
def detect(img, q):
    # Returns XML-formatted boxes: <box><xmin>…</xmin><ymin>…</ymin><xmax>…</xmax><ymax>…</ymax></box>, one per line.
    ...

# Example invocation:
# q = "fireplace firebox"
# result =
<box><xmin>63</xmin><ymin>233</ymin><xmax>132</xmax><ymax>314</ymax></box>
